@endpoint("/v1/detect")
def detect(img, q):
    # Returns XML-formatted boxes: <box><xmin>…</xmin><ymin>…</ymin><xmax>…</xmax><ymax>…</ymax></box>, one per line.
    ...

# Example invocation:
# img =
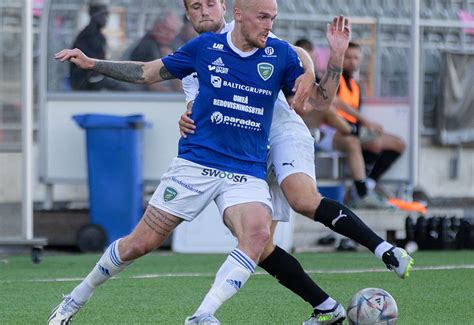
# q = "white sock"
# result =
<box><xmin>71</xmin><ymin>239</ymin><xmax>131</xmax><ymax>304</ymax></box>
<box><xmin>367</xmin><ymin>178</ymin><xmax>376</xmax><ymax>191</ymax></box>
<box><xmin>193</xmin><ymin>248</ymin><xmax>255</xmax><ymax>316</ymax></box>
<box><xmin>374</xmin><ymin>241</ymin><xmax>394</xmax><ymax>260</ymax></box>
<box><xmin>315</xmin><ymin>297</ymin><xmax>337</xmax><ymax>311</ymax></box>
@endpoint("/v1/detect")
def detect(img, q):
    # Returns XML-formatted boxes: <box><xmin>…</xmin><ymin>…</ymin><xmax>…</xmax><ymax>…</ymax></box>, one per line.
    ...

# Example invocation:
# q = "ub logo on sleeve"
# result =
<box><xmin>257</xmin><ymin>63</ymin><xmax>274</xmax><ymax>81</ymax></box>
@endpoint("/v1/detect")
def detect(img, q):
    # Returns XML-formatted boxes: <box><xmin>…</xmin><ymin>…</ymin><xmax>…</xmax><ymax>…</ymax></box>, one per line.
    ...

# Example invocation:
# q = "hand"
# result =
<box><xmin>291</xmin><ymin>72</ymin><xmax>315</xmax><ymax>113</ymax></box>
<box><xmin>326</xmin><ymin>16</ymin><xmax>351</xmax><ymax>57</ymax></box>
<box><xmin>178</xmin><ymin>106</ymin><xmax>195</xmax><ymax>138</ymax></box>
<box><xmin>54</xmin><ymin>48</ymin><xmax>95</xmax><ymax>69</ymax></box>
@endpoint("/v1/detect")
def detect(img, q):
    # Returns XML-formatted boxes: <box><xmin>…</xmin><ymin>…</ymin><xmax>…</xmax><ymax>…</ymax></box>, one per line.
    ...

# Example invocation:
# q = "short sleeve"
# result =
<box><xmin>161</xmin><ymin>36</ymin><xmax>201</xmax><ymax>80</ymax></box>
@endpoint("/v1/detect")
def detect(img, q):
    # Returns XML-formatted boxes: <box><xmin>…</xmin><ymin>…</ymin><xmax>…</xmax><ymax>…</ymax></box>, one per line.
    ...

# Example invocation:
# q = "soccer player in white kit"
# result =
<box><xmin>179</xmin><ymin>1</ymin><xmax>414</xmax><ymax>324</ymax></box>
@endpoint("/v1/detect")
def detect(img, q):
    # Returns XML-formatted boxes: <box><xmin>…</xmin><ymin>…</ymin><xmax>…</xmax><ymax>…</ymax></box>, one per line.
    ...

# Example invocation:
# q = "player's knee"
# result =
<box><xmin>121</xmin><ymin>237</ymin><xmax>154</xmax><ymax>259</ymax></box>
<box><xmin>249</xmin><ymin>226</ymin><xmax>271</xmax><ymax>251</ymax></box>
<box><xmin>290</xmin><ymin>193</ymin><xmax>321</xmax><ymax>217</ymax></box>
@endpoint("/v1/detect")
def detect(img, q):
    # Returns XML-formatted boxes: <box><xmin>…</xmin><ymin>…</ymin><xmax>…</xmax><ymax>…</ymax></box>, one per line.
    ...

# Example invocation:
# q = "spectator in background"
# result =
<box><xmin>333</xmin><ymin>42</ymin><xmax>405</xmax><ymax>201</ymax></box>
<box><xmin>70</xmin><ymin>0</ymin><xmax>127</xmax><ymax>91</ymax></box>
<box><xmin>173</xmin><ymin>14</ymin><xmax>199</xmax><ymax>47</ymax></box>
<box><xmin>128</xmin><ymin>11</ymin><xmax>183</xmax><ymax>92</ymax></box>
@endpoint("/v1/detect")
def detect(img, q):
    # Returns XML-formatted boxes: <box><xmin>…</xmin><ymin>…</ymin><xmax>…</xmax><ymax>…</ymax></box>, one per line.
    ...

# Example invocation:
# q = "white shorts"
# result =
<box><xmin>315</xmin><ymin>125</ymin><xmax>336</xmax><ymax>152</ymax></box>
<box><xmin>149</xmin><ymin>158</ymin><xmax>273</xmax><ymax>221</ymax></box>
<box><xmin>267</xmin><ymin>132</ymin><xmax>316</xmax><ymax>222</ymax></box>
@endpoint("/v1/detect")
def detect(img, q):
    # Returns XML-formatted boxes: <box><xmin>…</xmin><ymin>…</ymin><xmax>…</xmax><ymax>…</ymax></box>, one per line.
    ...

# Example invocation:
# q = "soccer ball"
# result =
<box><xmin>347</xmin><ymin>288</ymin><xmax>398</xmax><ymax>324</ymax></box>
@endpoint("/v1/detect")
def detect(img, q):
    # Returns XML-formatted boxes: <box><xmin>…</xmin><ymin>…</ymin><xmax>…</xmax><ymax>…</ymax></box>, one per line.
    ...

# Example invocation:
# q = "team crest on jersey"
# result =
<box><xmin>257</xmin><ymin>63</ymin><xmax>274</xmax><ymax>81</ymax></box>
<box><xmin>163</xmin><ymin>187</ymin><xmax>178</xmax><ymax>202</ymax></box>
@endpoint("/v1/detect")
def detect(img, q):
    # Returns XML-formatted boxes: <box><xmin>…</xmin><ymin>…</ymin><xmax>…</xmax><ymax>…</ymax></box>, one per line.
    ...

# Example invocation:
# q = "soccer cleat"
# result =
<box><xmin>349</xmin><ymin>192</ymin><xmax>393</xmax><ymax>209</ymax></box>
<box><xmin>48</xmin><ymin>294</ymin><xmax>84</xmax><ymax>324</ymax></box>
<box><xmin>184</xmin><ymin>313</ymin><xmax>221</xmax><ymax>325</ymax></box>
<box><xmin>383</xmin><ymin>247</ymin><xmax>415</xmax><ymax>279</ymax></box>
<box><xmin>302</xmin><ymin>303</ymin><xmax>346</xmax><ymax>325</ymax></box>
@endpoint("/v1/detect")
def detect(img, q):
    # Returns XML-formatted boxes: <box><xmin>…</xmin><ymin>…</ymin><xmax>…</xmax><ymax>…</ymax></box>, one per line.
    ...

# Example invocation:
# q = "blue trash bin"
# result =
<box><xmin>73</xmin><ymin>114</ymin><xmax>147</xmax><ymax>245</ymax></box>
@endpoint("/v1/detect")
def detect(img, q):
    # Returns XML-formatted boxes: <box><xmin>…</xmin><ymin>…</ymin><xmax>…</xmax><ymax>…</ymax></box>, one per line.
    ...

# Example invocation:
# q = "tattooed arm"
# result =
<box><xmin>305</xmin><ymin>16</ymin><xmax>351</xmax><ymax>113</ymax></box>
<box><xmin>54</xmin><ymin>48</ymin><xmax>176</xmax><ymax>84</ymax></box>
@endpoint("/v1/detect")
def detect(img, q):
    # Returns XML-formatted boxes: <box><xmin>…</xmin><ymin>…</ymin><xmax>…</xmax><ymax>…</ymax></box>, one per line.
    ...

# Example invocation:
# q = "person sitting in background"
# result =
<box><xmin>333</xmin><ymin>42</ymin><xmax>405</xmax><ymax>201</ymax></box>
<box><xmin>70</xmin><ymin>0</ymin><xmax>127</xmax><ymax>91</ymax></box>
<box><xmin>294</xmin><ymin>39</ymin><xmax>390</xmax><ymax>209</ymax></box>
<box><xmin>128</xmin><ymin>11</ymin><xmax>183</xmax><ymax>92</ymax></box>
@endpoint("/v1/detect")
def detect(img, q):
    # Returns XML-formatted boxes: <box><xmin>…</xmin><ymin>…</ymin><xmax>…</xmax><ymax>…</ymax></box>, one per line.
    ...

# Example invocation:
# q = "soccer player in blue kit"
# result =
<box><xmin>50</xmin><ymin>1</ymin><xmax>412</xmax><ymax>324</ymax></box>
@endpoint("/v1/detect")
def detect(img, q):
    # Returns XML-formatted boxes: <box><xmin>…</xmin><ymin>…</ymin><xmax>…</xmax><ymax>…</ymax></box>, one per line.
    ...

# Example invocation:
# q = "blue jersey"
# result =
<box><xmin>162</xmin><ymin>32</ymin><xmax>303</xmax><ymax>179</ymax></box>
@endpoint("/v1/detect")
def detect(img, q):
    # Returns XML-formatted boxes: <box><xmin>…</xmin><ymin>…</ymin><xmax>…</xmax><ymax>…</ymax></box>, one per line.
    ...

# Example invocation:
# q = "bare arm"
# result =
<box><xmin>54</xmin><ymin>48</ymin><xmax>176</xmax><ymax>84</ymax></box>
<box><xmin>301</xmin><ymin>16</ymin><xmax>351</xmax><ymax>114</ymax></box>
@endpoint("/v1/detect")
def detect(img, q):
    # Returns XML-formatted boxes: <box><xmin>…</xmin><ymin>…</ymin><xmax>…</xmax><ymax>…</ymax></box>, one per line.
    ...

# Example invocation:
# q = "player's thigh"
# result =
<box><xmin>216</xmin><ymin>176</ymin><xmax>273</xmax><ymax>239</ymax></box>
<box><xmin>127</xmin><ymin>205</ymin><xmax>183</xmax><ymax>251</ymax></box>
<box><xmin>223</xmin><ymin>201</ymin><xmax>272</xmax><ymax>243</ymax></box>
<box><xmin>267</xmin><ymin>167</ymin><xmax>292</xmax><ymax>222</ymax></box>
<box><xmin>270</xmin><ymin>132</ymin><xmax>316</xmax><ymax>186</ymax></box>
<box><xmin>281</xmin><ymin>172</ymin><xmax>321</xmax><ymax>217</ymax></box>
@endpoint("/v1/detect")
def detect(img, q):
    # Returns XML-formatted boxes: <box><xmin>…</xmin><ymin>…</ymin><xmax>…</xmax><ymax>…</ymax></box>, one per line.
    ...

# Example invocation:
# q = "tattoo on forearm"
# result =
<box><xmin>317</xmin><ymin>84</ymin><xmax>329</xmax><ymax>101</ymax></box>
<box><xmin>159</xmin><ymin>66</ymin><xmax>174</xmax><ymax>80</ymax></box>
<box><xmin>315</xmin><ymin>63</ymin><xmax>342</xmax><ymax>102</ymax></box>
<box><xmin>326</xmin><ymin>64</ymin><xmax>342</xmax><ymax>81</ymax></box>
<box><xmin>94</xmin><ymin>61</ymin><xmax>146</xmax><ymax>83</ymax></box>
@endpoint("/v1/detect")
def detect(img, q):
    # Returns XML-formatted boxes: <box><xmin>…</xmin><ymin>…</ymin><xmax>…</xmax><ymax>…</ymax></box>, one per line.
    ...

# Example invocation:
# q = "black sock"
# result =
<box><xmin>314</xmin><ymin>198</ymin><xmax>383</xmax><ymax>252</ymax></box>
<box><xmin>362</xmin><ymin>150</ymin><xmax>379</xmax><ymax>175</ymax></box>
<box><xmin>369</xmin><ymin>150</ymin><xmax>401</xmax><ymax>182</ymax></box>
<box><xmin>354</xmin><ymin>180</ymin><xmax>368</xmax><ymax>198</ymax></box>
<box><xmin>258</xmin><ymin>246</ymin><xmax>329</xmax><ymax>308</ymax></box>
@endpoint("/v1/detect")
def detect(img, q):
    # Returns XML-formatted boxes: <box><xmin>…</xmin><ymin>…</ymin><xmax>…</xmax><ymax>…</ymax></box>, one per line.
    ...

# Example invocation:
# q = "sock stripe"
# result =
<box><xmin>109</xmin><ymin>241</ymin><xmax>123</xmax><ymax>268</ymax></box>
<box><xmin>230</xmin><ymin>250</ymin><xmax>255</xmax><ymax>273</ymax></box>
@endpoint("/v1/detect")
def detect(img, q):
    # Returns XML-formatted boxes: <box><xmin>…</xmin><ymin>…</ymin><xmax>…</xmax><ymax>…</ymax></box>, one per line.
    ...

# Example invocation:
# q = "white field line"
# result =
<box><xmin>1</xmin><ymin>264</ymin><xmax>474</xmax><ymax>284</ymax></box>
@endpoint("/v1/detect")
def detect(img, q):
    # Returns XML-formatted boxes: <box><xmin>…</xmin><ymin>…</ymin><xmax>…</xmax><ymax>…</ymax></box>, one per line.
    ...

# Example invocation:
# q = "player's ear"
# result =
<box><xmin>233</xmin><ymin>7</ymin><xmax>242</xmax><ymax>22</ymax></box>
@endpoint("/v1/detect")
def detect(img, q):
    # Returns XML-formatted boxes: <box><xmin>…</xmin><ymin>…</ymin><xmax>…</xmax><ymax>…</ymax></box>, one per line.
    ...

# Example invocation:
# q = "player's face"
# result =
<box><xmin>238</xmin><ymin>0</ymin><xmax>277</xmax><ymax>49</ymax></box>
<box><xmin>185</xmin><ymin>0</ymin><xmax>226</xmax><ymax>34</ymax></box>
<box><xmin>343</xmin><ymin>47</ymin><xmax>362</xmax><ymax>74</ymax></box>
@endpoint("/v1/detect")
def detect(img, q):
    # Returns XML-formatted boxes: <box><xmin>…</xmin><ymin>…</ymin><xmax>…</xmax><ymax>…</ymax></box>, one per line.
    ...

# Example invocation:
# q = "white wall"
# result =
<box><xmin>0</xmin><ymin>150</ymin><xmax>87</xmax><ymax>204</ymax></box>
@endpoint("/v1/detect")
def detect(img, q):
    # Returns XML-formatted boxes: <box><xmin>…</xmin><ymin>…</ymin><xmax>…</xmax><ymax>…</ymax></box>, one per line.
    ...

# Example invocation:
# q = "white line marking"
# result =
<box><xmin>1</xmin><ymin>264</ymin><xmax>474</xmax><ymax>284</ymax></box>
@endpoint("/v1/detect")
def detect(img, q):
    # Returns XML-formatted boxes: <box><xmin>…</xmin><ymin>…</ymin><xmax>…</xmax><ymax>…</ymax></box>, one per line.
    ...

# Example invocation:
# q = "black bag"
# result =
<box><xmin>456</xmin><ymin>216</ymin><xmax>474</xmax><ymax>249</ymax></box>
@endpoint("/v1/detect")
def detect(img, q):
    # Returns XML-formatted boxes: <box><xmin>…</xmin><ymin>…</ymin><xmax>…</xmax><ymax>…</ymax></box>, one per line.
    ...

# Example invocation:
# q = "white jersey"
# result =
<box><xmin>181</xmin><ymin>21</ymin><xmax>310</xmax><ymax>143</ymax></box>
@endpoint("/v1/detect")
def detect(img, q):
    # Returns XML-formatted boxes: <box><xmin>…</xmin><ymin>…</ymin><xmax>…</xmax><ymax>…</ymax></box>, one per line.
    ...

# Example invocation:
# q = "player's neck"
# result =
<box><xmin>215</xmin><ymin>20</ymin><xmax>226</xmax><ymax>33</ymax></box>
<box><xmin>230</xmin><ymin>29</ymin><xmax>255</xmax><ymax>52</ymax></box>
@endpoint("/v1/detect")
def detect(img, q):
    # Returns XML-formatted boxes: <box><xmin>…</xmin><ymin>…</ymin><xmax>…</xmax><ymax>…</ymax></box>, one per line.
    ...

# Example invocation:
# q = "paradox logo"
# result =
<box><xmin>211</xmin><ymin>75</ymin><xmax>222</xmax><ymax>88</ymax></box>
<box><xmin>210</xmin><ymin>112</ymin><xmax>261</xmax><ymax>131</ymax></box>
<box><xmin>211</xmin><ymin>111</ymin><xmax>224</xmax><ymax>124</ymax></box>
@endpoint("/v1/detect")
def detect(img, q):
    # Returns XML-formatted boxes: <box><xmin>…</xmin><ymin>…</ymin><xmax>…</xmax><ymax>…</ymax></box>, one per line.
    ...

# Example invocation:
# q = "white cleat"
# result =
<box><xmin>302</xmin><ymin>303</ymin><xmax>346</xmax><ymax>324</ymax></box>
<box><xmin>184</xmin><ymin>313</ymin><xmax>221</xmax><ymax>325</ymax></box>
<box><xmin>383</xmin><ymin>247</ymin><xmax>415</xmax><ymax>279</ymax></box>
<box><xmin>48</xmin><ymin>294</ymin><xmax>83</xmax><ymax>324</ymax></box>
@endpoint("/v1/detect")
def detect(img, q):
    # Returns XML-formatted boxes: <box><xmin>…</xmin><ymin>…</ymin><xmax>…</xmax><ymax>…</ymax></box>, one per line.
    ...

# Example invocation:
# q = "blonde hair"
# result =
<box><xmin>183</xmin><ymin>0</ymin><xmax>225</xmax><ymax>10</ymax></box>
